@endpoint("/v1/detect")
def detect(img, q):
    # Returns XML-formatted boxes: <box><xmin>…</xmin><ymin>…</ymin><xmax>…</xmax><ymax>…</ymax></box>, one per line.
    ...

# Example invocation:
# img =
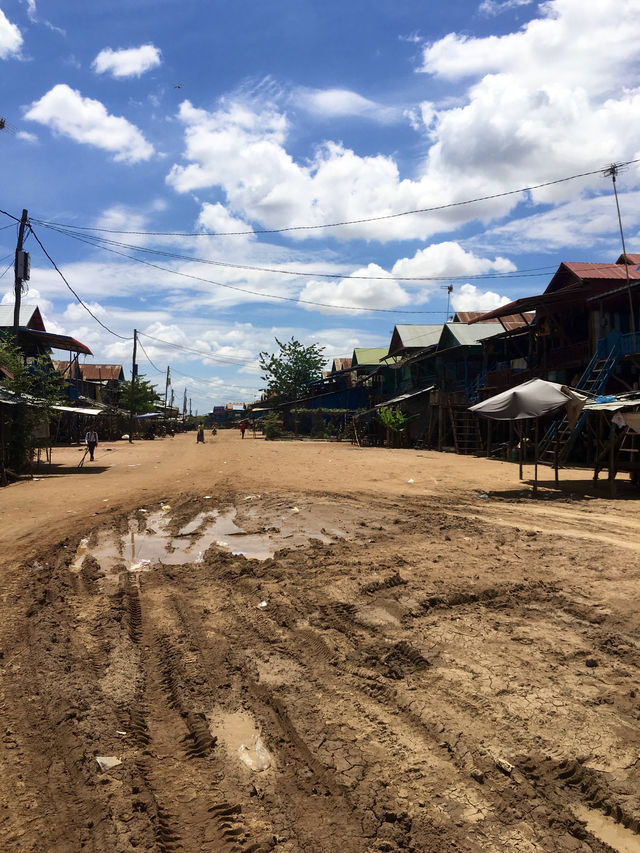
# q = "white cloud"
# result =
<box><xmin>92</xmin><ymin>44</ymin><xmax>162</xmax><ymax>78</ymax></box>
<box><xmin>165</xmin><ymin>1</ymin><xmax>640</xmax><ymax>243</ymax></box>
<box><xmin>391</xmin><ymin>242</ymin><xmax>516</xmax><ymax>280</ymax></box>
<box><xmin>451</xmin><ymin>283</ymin><xmax>510</xmax><ymax>312</ymax></box>
<box><xmin>0</xmin><ymin>10</ymin><xmax>22</xmax><ymax>59</ymax></box>
<box><xmin>24</xmin><ymin>84</ymin><xmax>155</xmax><ymax>163</ymax></box>
<box><xmin>297</xmin><ymin>264</ymin><xmax>410</xmax><ymax>315</ymax></box>
<box><xmin>479</xmin><ymin>0</ymin><xmax>533</xmax><ymax>17</ymax></box>
<box><xmin>293</xmin><ymin>88</ymin><xmax>401</xmax><ymax>123</ymax></box>
<box><xmin>473</xmin><ymin>190</ymin><xmax>640</xmax><ymax>255</ymax></box>
<box><xmin>16</xmin><ymin>130</ymin><xmax>38</xmax><ymax>143</ymax></box>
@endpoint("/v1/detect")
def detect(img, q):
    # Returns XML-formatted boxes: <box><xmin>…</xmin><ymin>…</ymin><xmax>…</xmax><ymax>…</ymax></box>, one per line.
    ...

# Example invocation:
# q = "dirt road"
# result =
<box><xmin>1</xmin><ymin>432</ymin><xmax>639</xmax><ymax>852</ymax></box>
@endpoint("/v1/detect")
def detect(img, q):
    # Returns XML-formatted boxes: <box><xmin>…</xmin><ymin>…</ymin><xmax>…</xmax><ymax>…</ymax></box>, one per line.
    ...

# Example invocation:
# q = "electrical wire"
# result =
<box><xmin>0</xmin><ymin>260</ymin><xmax>13</xmax><ymax>280</ymax></box>
<box><xmin>30</xmin><ymin>157</ymin><xmax>640</xmax><ymax>237</ymax></box>
<box><xmin>39</xmin><ymin>222</ymin><xmax>556</xmax><ymax>282</ymax></box>
<box><xmin>0</xmin><ymin>208</ymin><xmax>20</xmax><ymax>223</ymax></box>
<box><xmin>28</xmin><ymin>226</ymin><xmax>133</xmax><ymax>341</ymax></box>
<box><xmin>138</xmin><ymin>331</ymin><xmax>258</xmax><ymax>365</ymax></box>
<box><xmin>136</xmin><ymin>337</ymin><xmax>165</xmax><ymax>374</ymax></box>
<box><xmin>29</xmin><ymin>225</ymin><xmax>465</xmax><ymax>315</ymax></box>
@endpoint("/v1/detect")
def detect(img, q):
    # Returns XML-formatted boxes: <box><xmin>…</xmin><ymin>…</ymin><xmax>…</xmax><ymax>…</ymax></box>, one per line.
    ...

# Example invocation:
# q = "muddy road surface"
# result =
<box><xmin>1</xmin><ymin>433</ymin><xmax>639</xmax><ymax>852</ymax></box>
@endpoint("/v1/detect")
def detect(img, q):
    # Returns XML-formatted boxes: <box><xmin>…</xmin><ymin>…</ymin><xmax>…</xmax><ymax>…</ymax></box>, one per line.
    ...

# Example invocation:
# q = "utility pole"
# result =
<box><xmin>13</xmin><ymin>209</ymin><xmax>29</xmax><ymax>337</ymax></box>
<box><xmin>163</xmin><ymin>365</ymin><xmax>171</xmax><ymax>422</ymax></box>
<box><xmin>189</xmin><ymin>398</ymin><xmax>192</xmax><ymax>418</ymax></box>
<box><xmin>183</xmin><ymin>387</ymin><xmax>187</xmax><ymax>417</ymax></box>
<box><xmin>129</xmin><ymin>329</ymin><xmax>138</xmax><ymax>443</ymax></box>
<box><xmin>604</xmin><ymin>164</ymin><xmax>635</xmax><ymax>336</ymax></box>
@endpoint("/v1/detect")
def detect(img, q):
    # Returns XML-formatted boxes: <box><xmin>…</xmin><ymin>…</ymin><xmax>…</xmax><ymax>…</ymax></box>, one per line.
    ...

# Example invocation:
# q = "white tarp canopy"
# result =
<box><xmin>469</xmin><ymin>378</ymin><xmax>573</xmax><ymax>421</ymax></box>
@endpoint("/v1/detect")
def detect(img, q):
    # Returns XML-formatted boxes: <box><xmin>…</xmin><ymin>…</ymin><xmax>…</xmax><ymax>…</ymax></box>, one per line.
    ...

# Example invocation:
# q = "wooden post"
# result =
<box><xmin>518</xmin><ymin>423</ymin><xmax>523</xmax><ymax>480</ymax></box>
<box><xmin>554</xmin><ymin>424</ymin><xmax>560</xmax><ymax>485</ymax></box>
<box><xmin>486</xmin><ymin>418</ymin><xmax>492</xmax><ymax>458</ymax></box>
<box><xmin>533</xmin><ymin>418</ymin><xmax>539</xmax><ymax>496</ymax></box>
<box><xmin>129</xmin><ymin>329</ymin><xmax>137</xmax><ymax>444</ymax></box>
<box><xmin>608</xmin><ymin>418</ymin><xmax>617</xmax><ymax>498</ymax></box>
<box><xmin>509</xmin><ymin>420</ymin><xmax>514</xmax><ymax>462</ymax></box>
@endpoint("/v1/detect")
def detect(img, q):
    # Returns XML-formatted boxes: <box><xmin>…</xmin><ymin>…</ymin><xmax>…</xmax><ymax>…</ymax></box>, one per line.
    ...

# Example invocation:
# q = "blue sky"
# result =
<box><xmin>1</xmin><ymin>0</ymin><xmax>640</xmax><ymax>412</ymax></box>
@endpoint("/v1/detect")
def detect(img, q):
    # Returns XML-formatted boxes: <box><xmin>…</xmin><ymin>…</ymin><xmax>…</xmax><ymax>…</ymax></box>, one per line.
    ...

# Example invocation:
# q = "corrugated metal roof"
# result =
<box><xmin>455</xmin><ymin>311</ymin><xmax>534</xmax><ymax>329</ymax></box>
<box><xmin>387</xmin><ymin>325</ymin><xmax>444</xmax><ymax>357</ymax></box>
<box><xmin>54</xmin><ymin>362</ymin><xmax>124</xmax><ymax>380</ymax></box>
<box><xmin>352</xmin><ymin>347</ymin><xmax>389</xmax><ymax>366</ymax></box>
<box><xmin>443</xmin><ymin>322</ymin><xmax>504</xmax><ymax>347</ymax></box>
<box><xmin>331</xmin><ymin>357</ymin><xmax>352</xmax><ymax>372</ymax></box>
<box><xmin>0</xmin><ymin>305</ymin><xmax>45</xmax><ymax>331</ymax></box>
<box><xmin>374</xmin><ymin>386</ymin><xmax>434</xmax><ymax>408</ymax></box>
<box><xmin>20</xmin><ymin>329</ymin><xmax>93</xmax><ymax>355</ymax></box>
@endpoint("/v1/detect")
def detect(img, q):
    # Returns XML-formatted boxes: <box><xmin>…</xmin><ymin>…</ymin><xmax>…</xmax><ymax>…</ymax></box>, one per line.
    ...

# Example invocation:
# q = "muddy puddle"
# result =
<box><xmin>70</xmin><ymin>498</ymin><xmax>356</xmax><ymax>575</ymax></box>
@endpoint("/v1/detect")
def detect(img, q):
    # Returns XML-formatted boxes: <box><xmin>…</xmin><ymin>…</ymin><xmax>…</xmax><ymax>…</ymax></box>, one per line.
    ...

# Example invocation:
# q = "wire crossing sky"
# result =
<box><xmin>2</xmin><ymin>0</ymin><xmax>640</xmax><ymax>409</ymax></box>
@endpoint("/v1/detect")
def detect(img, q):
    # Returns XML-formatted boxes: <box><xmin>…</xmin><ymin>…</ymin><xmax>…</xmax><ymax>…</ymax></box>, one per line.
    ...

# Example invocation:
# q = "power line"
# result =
<box><xmin>40</xmin><ymin>222</ymin><xmax>556</xmax><ymax>283</ymax></box>
<box><xmin>138</xmin><ymin>331</ymin><xmax>257</xmax><ymax>365</ymax></box>
<box><xmin>28</xmin><ymin>226</ymin><xmax>133</xmax><ymax>341</ymax></box>
<box><xmin>136</xmin><ymin>337</ymin><xmax>165</xmax><ymax>373</ymax></box>
<box><xmin>30</xmin><ymin>225</ymin><xmax>470</xmax><ymax>315</ymax></box>
<box><xmin>30</xmin><ymin>157</ymin><xmax>640</xmax><ymax>238</ymax></box>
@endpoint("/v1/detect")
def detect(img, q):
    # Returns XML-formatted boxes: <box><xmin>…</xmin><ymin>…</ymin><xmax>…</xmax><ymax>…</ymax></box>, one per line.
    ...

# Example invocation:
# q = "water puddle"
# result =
<box><xmin>572</xmin><ymin>805</ymin><xmax>640</xmax><ymax>853</ymax></box>
<box><xmin>70</xmin><ymin>506</ymin><xmax>276</xmax><ymax>573</ymax></box>
<box><xmin>69</xmin><ymin>499</ymin><xmax>355</xmax><ymax>576</ymax></box>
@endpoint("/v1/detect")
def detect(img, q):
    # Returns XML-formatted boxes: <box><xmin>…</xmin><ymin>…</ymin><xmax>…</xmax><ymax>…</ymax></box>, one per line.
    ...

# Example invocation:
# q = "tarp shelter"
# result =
<box><xmin>469</xmin><ymin>379</ymin><xmax>572</xmax><ymax>420</ymax></box>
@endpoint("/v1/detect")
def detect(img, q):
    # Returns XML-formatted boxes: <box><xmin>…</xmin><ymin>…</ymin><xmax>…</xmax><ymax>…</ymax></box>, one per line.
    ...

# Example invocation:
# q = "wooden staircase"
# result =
<box><xmin>538</xmin><ymin>343</ymin><xmax>621</xmax><ymax>466</ymax></box>
<box><xmin>449</xmin><ymin>404</ymin><xmax>484</xmax><ymax>455</ymax></box>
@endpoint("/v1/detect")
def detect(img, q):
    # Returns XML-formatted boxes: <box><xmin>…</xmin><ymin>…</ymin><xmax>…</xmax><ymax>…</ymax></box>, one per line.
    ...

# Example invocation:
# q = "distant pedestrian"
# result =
<box><xmin>196</xmin><ymin>425</ymin><xmax>205</xmax><ymax>443</ymax></box>
<box><xmin>85</xmin><ymin>428</ymin><xmax>98</xmax><ymax>461</ymax></box>
<box><xmin>240</xmin><ymin>421</ymin><xmax>246</xmax><ymax>439</ymax></box>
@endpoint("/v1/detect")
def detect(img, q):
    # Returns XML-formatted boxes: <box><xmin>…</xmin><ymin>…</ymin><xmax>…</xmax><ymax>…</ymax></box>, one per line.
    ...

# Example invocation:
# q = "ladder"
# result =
<box><xmin>538</xmin><ymin>342</ymin><xmax>621</xmax><ymax>466</ymax></box>
<box><xmin>450</xmin><ymin>404</ymin><xmax>484</xmax><ymax>455</ymax></box>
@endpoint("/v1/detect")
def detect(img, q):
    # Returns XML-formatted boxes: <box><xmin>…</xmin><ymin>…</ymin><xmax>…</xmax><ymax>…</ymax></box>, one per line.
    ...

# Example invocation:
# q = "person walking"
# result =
<box><xmin>85</xmin><ymin>427</ymin><xmax>99</xmax><ymax>461</ymax></box>
<box><xmin>196</xmin><ymin>425</ymin><xmax>205</xmax><ymax>443</ymax></box>
<box><xmin>240</xmin><ymin>421</ymin><xmax>246</xmax><ymax>439</ymax></box>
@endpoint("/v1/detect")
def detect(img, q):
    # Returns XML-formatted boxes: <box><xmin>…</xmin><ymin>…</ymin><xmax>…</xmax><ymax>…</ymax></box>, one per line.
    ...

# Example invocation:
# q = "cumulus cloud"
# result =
<box><xmin>391</xmin><ymin>242</ymin><xmax>516</xmax><ymax>280</ymax></box>
<box><xmin>298</xmin><ymin>264</ymin><xmax>410</xmax><ymax>314</ymax></box>
<box><xmin>0</xmin><ymin>10</ymin><xmax>22</xmax><ymax>58</ymax></box>
<box><xmin>165</xmin><ymin>1</ymin><xmax>640</xmax><ymax>243</ymax></box>
<box><xmin>451</xmin><ymin>283</ymin><xmax>510</xmax><ymax>312</ymax></box>
<box><xmin>92</xmin><ymin>44</ymin><xmax>162</xmax><ymax>78</ymax></box>
<box><xmin>24</xmin><ymin>84</ymin><xmax>154</xmax><ymax>163</ymax></box>
<box><xmin>293</xmin><ymin>87</ymin><xmax>401</xmax><ymax>123</ymax></box>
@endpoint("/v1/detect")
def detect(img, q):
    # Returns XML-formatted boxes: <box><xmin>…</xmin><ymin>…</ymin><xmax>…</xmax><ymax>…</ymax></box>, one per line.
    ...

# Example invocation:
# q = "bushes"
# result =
<box><xmin>263</xmin><ymin>411</ymin><xmax>283</xmax><ymax>440</ymax></box>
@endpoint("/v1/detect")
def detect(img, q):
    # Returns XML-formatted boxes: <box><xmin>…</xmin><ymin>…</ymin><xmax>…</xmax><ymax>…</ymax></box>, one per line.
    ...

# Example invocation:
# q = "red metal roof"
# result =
<box><xmin>54</xmin><ymin>361</ymin><xmax>123</xmax><ymax>380</ymax></box>
<box><xmin>471</xmin><ymin>258</ymin><xmax>640</xmax><ymax>323</ymax></box>
<box><xmin>23</xmin><ymin>329</ymin><xmax>93</xmax><ymax>355</ymax></box>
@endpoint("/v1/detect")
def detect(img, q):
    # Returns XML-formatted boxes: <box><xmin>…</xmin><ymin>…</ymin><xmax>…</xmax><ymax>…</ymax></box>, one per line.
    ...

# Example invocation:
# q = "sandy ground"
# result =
<box><xmin>1</xmin><ymin>431</ymin><xmax>639</xmax><ymax>852</ymax></box>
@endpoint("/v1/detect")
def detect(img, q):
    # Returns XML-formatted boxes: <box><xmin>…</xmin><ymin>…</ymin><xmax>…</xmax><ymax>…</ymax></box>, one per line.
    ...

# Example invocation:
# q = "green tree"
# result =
<box><xmin>0</xmin><ymin>338</ymin><xmax>64</xmax><ymax>476</ymax></box>
<box><xmin>120</xmin><ymin>376</ymin><xmax>160</xmax><ymax>414</ymax></box>
<box><xmin>259</xmin><ymin>336</ymin><xmax>326</xmax><ymax>402</ymax></box>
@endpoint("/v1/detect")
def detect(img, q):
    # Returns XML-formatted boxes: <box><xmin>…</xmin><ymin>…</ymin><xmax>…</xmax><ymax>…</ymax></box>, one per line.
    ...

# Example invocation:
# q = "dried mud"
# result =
<box><xmin>1</xmin><ymin>475</ymin><xmax>640</xmax><ymax>852</ymax></box>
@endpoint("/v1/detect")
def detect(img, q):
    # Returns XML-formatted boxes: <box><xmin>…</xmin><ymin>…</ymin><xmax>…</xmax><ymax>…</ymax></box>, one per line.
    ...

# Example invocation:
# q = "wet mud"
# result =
<box><xmin>1</xmin><ymin>489</ymin><xmax>639</xmax><ymax>852</ymax></box>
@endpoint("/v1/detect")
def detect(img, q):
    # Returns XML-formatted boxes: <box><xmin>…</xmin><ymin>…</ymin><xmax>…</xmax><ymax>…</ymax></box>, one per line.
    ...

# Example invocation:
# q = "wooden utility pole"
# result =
<box><xmin>13</xmin><ymin>209</ymin><xmax>29</xmax><ymax>337</ymax></box>
<box><xmin>163</xmin><ymin>365</ymin><xmax>171</xmax><ymax>421</ymax></box>
<box><xmin>129</xmin><ymin>329</ymin><xmax>138</xmax><ymax>443</ymax></box>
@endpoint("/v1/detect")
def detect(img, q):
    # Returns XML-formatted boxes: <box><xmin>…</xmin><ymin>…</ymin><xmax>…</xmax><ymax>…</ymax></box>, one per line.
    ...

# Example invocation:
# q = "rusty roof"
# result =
<box><xmin>54</xmin><ymin>362</ymin><xmax>123</xmax><ymax>380</ymax></box>
<box><xmin>455</xmin><ymin>311</ymin><xmax>534</xmax><ymax>329</ymax></box>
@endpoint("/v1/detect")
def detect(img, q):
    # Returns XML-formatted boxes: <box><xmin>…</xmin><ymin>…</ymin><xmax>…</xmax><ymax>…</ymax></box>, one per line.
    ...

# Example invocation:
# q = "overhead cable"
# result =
<box><xmin>28</xmin><ymin>226</ymin><xmax>133</xmax><ymax>341</ymax></box>
<box><xmin>31</xmin><ymin>226</ymin><xmax>469</xmax><ymax>315</ymax></box>
<box><xmin>39</xmin><ymin>222</ymin><xmax>556</xmax><ymax>282</ymax></box>
<box><xmin>30</xmin><ymin>157</ymin><xmax>640</xmax><ymax>237</ymax></box>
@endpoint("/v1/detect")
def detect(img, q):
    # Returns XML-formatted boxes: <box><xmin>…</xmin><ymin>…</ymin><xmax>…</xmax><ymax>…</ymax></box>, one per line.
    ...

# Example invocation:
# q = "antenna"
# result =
<box><xmin>603</xmin><ymin>163</ymin><xmax>635</xmax><ymax>335</ymax></box>
<box><xmin>440</xmin><ymin>284</ymin><xmax>453</xmax><ymax>321</ymax></box>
